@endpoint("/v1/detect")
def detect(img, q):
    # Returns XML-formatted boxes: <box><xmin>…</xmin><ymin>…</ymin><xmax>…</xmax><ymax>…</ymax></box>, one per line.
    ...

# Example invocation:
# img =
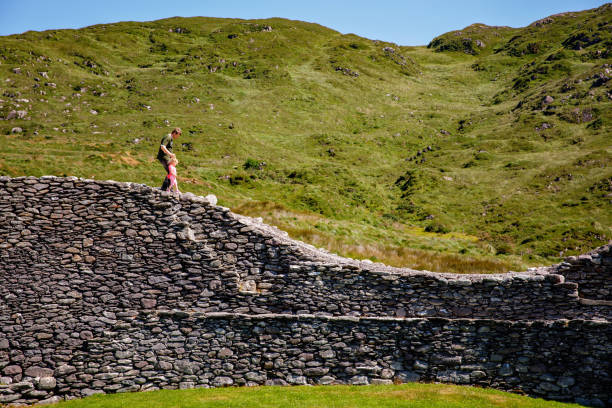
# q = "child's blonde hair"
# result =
<box><xmin>169</xmin><ymin>156</ymin><xmax>179</xmax><ymax>166</ymax></box>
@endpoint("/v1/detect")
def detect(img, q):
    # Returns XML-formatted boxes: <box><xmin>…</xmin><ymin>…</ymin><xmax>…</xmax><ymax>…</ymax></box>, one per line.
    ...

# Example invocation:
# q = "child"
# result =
<box><xmin>165</xmin><ymin>156</ymin><xmax>180</xmax><ymax>194</ymax></box>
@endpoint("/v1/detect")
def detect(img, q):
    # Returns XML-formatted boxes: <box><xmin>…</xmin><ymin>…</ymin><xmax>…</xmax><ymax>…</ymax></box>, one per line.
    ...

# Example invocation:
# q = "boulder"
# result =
<box><xmin>204</xmin><ymin>194</ymin><xmax>218</xmax><ymax>206</ymax></box>
<box><xmin>37</xmin><ymin>377</ymin><xmax>57</xmax><ymax>390</ymax></box>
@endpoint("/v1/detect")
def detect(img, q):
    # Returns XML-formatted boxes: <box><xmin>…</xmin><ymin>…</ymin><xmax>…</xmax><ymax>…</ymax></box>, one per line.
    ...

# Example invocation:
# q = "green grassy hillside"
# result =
<box><xmin>1</xmin><ymin>5</ymin><xmax>610</xmax><ymax>273</ymax></box>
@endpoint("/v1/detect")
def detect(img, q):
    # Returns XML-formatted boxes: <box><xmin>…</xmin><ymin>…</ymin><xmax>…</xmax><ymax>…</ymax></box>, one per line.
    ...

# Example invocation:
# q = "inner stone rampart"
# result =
<box><xmin>0</xmin><ymin>176</ymin><xmax>610</xmax><ymax>407</ymax></box>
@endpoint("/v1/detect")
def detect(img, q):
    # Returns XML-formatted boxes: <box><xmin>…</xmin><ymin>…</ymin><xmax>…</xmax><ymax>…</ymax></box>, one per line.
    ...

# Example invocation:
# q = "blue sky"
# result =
<box><xmin>1</xmin><ymin>0</ymin><xmax>609</xmax><ymax>45</ymax></box>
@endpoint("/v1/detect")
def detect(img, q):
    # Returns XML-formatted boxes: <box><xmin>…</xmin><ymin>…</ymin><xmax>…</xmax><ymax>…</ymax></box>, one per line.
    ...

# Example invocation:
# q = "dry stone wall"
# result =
<box><xmin>0</xmin><ymin>176</ymin><xmax>610</xmax><ymax>407</ymax></box>
<box><xmin>556</xmin><ymin>245</ymin><xmax>612</xmax><ymax>301</ymax></box>
<box><xmin>1</xmin><ymin>312</ymin><xmax>611</xmax><ymax>407</ymax></box>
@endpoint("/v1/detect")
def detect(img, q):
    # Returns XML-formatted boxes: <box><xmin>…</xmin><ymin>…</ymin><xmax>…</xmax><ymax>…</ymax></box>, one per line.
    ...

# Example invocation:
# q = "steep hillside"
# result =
<box><xmin>0</xmin><ymin>5</ymin><xmax>610</xmax><ymax>272</ymax></box>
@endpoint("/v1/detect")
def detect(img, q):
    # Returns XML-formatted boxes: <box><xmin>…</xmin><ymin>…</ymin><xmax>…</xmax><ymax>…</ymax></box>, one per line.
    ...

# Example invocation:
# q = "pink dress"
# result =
<box><xmin>167</xmin><ymin>163</ymin><xmax>177</xmax><ymax>189</ymax></box>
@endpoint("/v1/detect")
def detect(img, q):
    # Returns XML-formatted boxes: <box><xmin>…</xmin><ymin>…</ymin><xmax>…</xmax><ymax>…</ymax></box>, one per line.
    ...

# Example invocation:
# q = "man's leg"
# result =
<box><xmin>161</xmin><ymin>176</ymin><xmax>170</xmax><ymax>191</ymax></box>
<box><xmin>160</xmin><ymin>160</ymin><xmax>170</xmax><ymax>190</ymax></box>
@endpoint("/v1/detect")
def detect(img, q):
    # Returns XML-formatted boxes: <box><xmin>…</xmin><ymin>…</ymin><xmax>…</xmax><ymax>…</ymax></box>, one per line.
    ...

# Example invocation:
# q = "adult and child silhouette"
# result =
<box><xmin>156</xmin><ymin>127</ymin><xmax>181</xmax><ymax>194</ymax></box>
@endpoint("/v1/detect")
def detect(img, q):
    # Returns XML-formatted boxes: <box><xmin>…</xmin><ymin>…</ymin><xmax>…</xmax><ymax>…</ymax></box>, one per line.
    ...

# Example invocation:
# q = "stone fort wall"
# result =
<box><xmin>0</xmin><ymin>176</ymin><xmax>610</xmax><ymax>406</ymax></box>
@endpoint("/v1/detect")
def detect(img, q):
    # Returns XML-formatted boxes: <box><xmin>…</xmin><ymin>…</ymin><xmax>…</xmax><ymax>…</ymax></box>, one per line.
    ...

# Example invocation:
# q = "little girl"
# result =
<box><xmin>166</xmin><ymin>156</ymin><xmax>180</xmax><ymax>194</ymax></box>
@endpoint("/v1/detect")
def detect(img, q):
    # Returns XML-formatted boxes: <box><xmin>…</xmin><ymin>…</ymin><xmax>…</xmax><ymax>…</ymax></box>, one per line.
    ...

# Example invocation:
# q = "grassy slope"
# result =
<box><xmin>0</xmin><ymin>5</ymin><xmax>610</xmax><ymax>273</ymax></box>
<box><xmin>40</xmin><ymin>384</ymin><xmax>582</xmax><ymax>408</ymax></box>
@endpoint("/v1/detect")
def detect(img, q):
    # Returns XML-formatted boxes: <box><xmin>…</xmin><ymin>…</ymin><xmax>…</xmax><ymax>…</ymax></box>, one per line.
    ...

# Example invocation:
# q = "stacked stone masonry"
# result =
<box><xmin>556</xmin><ymin>245</ymin><xmax>612</xmax><ymax>301</ymax></box>
<box><xmin>0</xmin><ymin>177</ymin><xmax>610</xmax><ymax>407</ymax></box>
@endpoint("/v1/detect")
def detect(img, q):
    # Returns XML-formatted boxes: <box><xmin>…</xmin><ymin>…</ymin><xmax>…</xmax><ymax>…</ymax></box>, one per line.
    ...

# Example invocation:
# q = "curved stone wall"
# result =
<box><xmin>556</xmin><ymin>245</ymin><xmax>612</xmax><ymax>301</ymax></box>
<box><xmin>0</xmin><ymin>176</ymin><xmax>610</xmax><ymax>407</ymax></box>
<box><xmin>2</xmin><ymin>312</ymin><xmax>611</xmax><ymax>406</ymax></box>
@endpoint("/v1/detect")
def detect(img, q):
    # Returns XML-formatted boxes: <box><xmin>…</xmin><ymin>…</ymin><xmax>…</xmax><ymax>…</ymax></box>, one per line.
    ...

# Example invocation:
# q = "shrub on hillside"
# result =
<box><xmin>244</xmin><ymin>158</ymin><xmax>265</xmax><ymax>170</ymax></box>
<box><xmin>424</xmin><ymin>222</ymin><xmax>450</xmax><ymax>234</ymax></box>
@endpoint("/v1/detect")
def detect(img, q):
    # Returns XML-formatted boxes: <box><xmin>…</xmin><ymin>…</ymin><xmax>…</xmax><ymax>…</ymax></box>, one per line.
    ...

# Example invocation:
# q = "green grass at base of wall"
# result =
<box><xmin>38</xmin><ymin>384</ymin><xmax>583</xmax><ymax>408</ymax></box>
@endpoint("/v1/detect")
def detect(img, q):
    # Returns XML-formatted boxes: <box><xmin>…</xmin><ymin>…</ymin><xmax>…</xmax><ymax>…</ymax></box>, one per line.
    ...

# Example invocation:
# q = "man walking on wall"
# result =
<box><xmin>157</xmin><ymin>127</ymin><xmax>181</xmax><ymax>191</ymax></box>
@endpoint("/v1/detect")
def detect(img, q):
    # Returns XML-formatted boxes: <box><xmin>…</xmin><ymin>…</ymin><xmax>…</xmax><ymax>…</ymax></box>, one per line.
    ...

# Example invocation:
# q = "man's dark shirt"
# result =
<box><xmin>157</xmin><ymin>134</ymin><xmax>173</xmax><ymax>162</ymax></box>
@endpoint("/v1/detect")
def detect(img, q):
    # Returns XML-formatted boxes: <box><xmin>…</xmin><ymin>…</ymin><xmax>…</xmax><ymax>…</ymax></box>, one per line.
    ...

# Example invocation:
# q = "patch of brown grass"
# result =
<box><xmin>181</xmin><ymin>177</ymin><xmax>211</xmax><ymax>187</ymax></box>
<box><xmin>196</xmin><ymin>395</ymin><xmax>231</xmax><ymax>402</ymax></box>
<box><xmin>109</xmin><ymin>152</ymin><xmax>140</xmax><ymax>166</ymax></box>
<box><xmin>273</xmin><ymin>228</ymin><xmax>520</xmax><ymax>273</ymax></box>
<box><xmin>374</xmin><ymin>389</ymin><xmax>419</xmax><ymax>400</ymax></box>
<box><xmin>234</xmin><ymin>200</ymin><xmax>319</xmax><ymax>222</ymax></box>
<box><xmin>234</xmin><ymin>201</ymin><xmax>523</xmax><ymax>273</ymax></box>
<box><xmin>0</xmin><ymin>160</ymin><xmax>19</xmax><ymax>175</ymax></box>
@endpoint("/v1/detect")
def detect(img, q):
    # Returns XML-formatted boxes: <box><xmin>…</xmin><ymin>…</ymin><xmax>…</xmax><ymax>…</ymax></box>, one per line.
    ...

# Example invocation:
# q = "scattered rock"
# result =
<box><xmin>565</xmin><ymin>107</ymin><xmax>595</xmax><ymax>123</ymax></box>
<box><xmin>204</xmin><ymin>194</ymin><xmax>218</xmax><ymax>205</ymax></box>
<box><xmin>334</xmin><ymin>66</ymin><xmax>359</xmax><ymax>77</ymax></box>
<box><xmin>592</xmin><ymin>72</ymin><xmax>610</xmax><ymax>87</ymax></box>
<box><xmin>5</xmin><ymin>110</ymin><xmax>27</xmax><ymax>120</ymax></box>
<box><xmin>542</xmin><ymin>95</ymin><xmax>554</xmax><ymax>105</ymax></box>
<box><xmin>533</xmin><ymin>17</ymin><xmax>554</xmax><ymax>27</ymax></box>
<box><xmin>535</xmin><ymin>123</ymin><xmax>553</xmax><ymax>131</ymax></box>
